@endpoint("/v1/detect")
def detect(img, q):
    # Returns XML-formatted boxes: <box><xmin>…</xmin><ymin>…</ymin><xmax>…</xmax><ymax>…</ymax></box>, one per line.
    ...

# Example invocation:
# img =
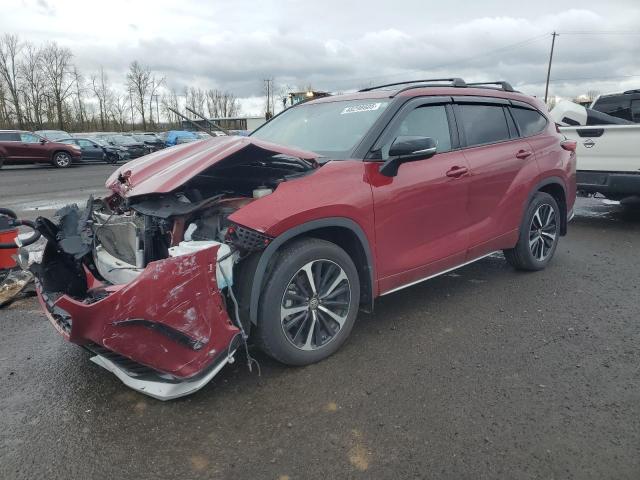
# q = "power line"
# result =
<box><xmin>326</xmin><ymin>33</ymin><xmax>549</xmax><ymax>89</ymax></box>
<box><xmin>557</xmin><ymin>31</ymin><xmax>640</xmax><ymax>35</ymax></box>
<box><xmin>523</xmin><ymin>73</ymin><xmax>640</xmax><ymax>85</ymax></box>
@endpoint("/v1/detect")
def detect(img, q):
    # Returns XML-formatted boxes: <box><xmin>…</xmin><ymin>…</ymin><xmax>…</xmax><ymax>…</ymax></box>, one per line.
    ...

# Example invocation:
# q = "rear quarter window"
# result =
<box><xmin>511</xmin><ymin>108</ymin><xmax>547</xmax><ymax>137</ymax></box>
<box><xmin>0</xmin><ymin>132</ymin><xmax>20</xmax><ymax>141</ymax></box>
<box><xmin>457</xmin><ymin>104</ymin><xmax>510</xmax><ymax>147</ymax></box>
<box><xmin>592</xmin><ymin>96</ymin><xmax>632</xmax><ymax>121</ymax></box>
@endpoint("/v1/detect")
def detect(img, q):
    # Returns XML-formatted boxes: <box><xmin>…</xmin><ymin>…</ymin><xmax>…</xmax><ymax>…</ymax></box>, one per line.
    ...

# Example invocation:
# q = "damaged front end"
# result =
<box><xmin>31</xmin><ymin>137</ymin><xmax>320</xmax><ymax>400</ymax></box>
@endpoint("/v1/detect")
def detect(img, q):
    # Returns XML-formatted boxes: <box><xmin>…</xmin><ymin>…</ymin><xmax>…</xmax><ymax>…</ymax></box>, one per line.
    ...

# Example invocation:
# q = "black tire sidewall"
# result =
<box><xmin>258</xmin><ymin>238</ymin><xmax>360</xmax><ymax>366</ymax></box>
<box><xmin>517</xmin><ymin>192</ymin><xmax>560</xmax><ymax>270</ymax></box>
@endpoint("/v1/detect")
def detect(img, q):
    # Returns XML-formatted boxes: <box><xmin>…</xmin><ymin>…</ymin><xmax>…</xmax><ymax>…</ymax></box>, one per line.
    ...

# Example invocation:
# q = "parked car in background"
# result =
<box><xmin>590</xmin><ymin>90</ymin><xmax>640</xmax><ymax>123</ymax></box>
<box><xmin>35</xmin><ymin>129</ymin><xmax>72</xmax><ymax>141</ymax></box>
<box><xmin>165</xmin><ymin>130</ymin><xmax>198</xmax><ymax>146</ymax></box>
<box><xmin>59</xmin><ymin>137</ymin><xmax>129</xmax><ymax>164</ymax></box>
<box><xmin>104</xmin><ymin>134</ymin><xmax>149</xmax><ymax>159</ymax></box>
<box><xmin>127</xmin><ymin>133</ymin><xmax>165</xmax><ymax>152</ymax></box>
<box><xmin>551</xmin><ymin>99</ymin><xmax>640</xmax><ymax>201</ymax></box>
<box><xmin>31</xmin><ymin>78</ymin><xmax>576</xmax><ymax>399</ymax></box>
<box><xmin>0</xmin><ymin>130</ymin><xmax>81</xmax><ymax>168</ymax></box>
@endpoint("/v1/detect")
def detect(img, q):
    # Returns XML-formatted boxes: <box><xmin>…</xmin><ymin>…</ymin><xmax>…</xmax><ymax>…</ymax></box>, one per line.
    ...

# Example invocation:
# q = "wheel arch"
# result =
<box><xmin>247</xmin><ymin>217</ymin><xmax>375</xmax><ymax>325</ymax></box>
<box><xmin>529</xmin><ymin>177</ymin><xmax>568</xmax><ymax>235</ymax></box>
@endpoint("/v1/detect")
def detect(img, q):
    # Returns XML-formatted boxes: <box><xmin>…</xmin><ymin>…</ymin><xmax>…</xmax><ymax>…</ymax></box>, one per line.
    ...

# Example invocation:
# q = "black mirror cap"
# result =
<box><xmin>388</xmin><ymin>136</ymin><xmax>437</xmax><ymax>159</ymax></box>
<box><xmin>380</xmin><ymin>136</ymin><xmax>437</xmax><ymax>177</ymax></box>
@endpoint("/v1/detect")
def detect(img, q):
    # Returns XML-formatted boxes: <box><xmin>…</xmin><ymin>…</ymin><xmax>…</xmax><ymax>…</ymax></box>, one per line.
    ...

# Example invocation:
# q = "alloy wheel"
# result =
<box><xmin>280</xmin><ymin>259</ymin><xmax>351</xmax><ymax>351</ymax></box>
<box><xmin>529</xmin><ymin>203</ymin><xmax>557</xmax><ymax>261</ymax></box>
<box><xmin>54</xmin><ymin>152</ymin><xmax>71</xmax><ymax>167</ymax></box>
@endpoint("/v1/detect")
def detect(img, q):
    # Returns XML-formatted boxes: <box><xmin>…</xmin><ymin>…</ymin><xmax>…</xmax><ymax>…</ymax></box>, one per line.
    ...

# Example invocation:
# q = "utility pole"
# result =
<box><xmin>264</xmin><ymin>78</ymin><xmax>273</xmax><ymax>119</ymax></box>
<box><xmin>544</xmin><ymin>31</ymin><xmax>559</xmax><ymax>105</ymax></box>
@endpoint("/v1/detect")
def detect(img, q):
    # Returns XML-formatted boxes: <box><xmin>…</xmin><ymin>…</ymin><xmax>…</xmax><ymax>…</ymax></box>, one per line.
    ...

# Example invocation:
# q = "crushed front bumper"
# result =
<box><xmin>35</xmin><ymin>244</ymin><xmax>240</xmax><ymax>400</ymax></box>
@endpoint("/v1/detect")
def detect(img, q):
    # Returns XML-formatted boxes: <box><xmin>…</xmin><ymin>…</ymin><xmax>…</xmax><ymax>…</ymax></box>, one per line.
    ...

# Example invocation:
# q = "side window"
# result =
<box><xmin>511</xmin><ymin>107</ymin><xmax>547</xmax><ymax>137</ymax></box>
<box><xmin>77</xmin><ymin>139</ymin><xmax>93</xmax><ymax>148</ymax></box>
<box><xmin>381</xmin><ymin>104</ymin><xmax>451</xmax><ymax>159</ymax></box>
<box><xmin>20</xmin><ymin>133</ymin><xmax>41</xmax><ymax>143</ymax></box>
<box><xmin>0</xmin><ymin>132</ymin><xmax>20</xmax><ymax>141</ymax></box>
<box><xmin>458</xmin><ymin>104</ymin><xmax>510</xmax><ymax>147</ymax></box>
<box><xmin>592</xmin><ymin>96</ymin><xmax>632</xmax><ymax>121</ymax></box>
<box><xmin>631</xmin><ymin>100</ymin><xmax>640</xmax><ymax>123</ymax></box>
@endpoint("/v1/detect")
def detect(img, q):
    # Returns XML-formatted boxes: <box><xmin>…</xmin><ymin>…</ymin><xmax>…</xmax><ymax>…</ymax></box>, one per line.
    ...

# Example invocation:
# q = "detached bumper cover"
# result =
<box><xmin>35</xmin><ymin>245</ymin><xmax>240</xmax><ymax>398</ymax></box>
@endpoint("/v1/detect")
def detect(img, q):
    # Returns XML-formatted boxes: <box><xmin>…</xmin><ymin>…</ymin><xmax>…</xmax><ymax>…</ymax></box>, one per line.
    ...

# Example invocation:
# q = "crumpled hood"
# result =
<box><xmin>106</xmin><ymin>136</ymin><xmax>320</xmax><ymax>198</ymax></box>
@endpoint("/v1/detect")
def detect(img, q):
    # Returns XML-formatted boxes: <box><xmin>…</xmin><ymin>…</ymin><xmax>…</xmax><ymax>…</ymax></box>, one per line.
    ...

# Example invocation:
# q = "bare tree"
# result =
<box><xmin>161</xmin><ymin>89</ymin><xmax>180</xmax><ymax>127</ymax></box>
<box><xmin>586</xmin><ymin>90</ymin><xmax>601</xmax><ymax>102</ymax></box>
<box><xmin>91</xmin><ymin>67</ymin><xmax>112</xmax><ymax>130</ymax></box>
<box><xmin>205</xmin><ymin>89</ymin><xmax>239</xmax><ymax>118</ymax></box>
<box><xmin>71</xmin><ymin>66</ymin><xmax>86</xmax><ymax>129</ymax></box>
<box><xmin>126</xmin><ymin>61</ymin><xmax>152</xmax><ymax>129</ymax></box>
<box><xmin>41</xmin><ymin>42</ymin><xmax>74</xmax><ymax>129</ymax></box>
<box><xmin>186</xmin><ymin>86</ymin><xmax>206</xmax><ymax>117</ymax></box>
<box><xmin>19</xmin><ymin>43</ymin><xmax>47</xmax><ymax>128</ymax></box>
<box><xmin>148</xmin><ymin>75</ymin><xmax>165</xmax><ymax>128</ymax></box>
<box><xmin>0</xmin><ymin>34</ymin><xmax>24</xmax><ymax>127</ymax></box>
<box><xmin>110</xmin><ymin>94</ymin><xmax>130</xmax><ymax>130</ymax></box>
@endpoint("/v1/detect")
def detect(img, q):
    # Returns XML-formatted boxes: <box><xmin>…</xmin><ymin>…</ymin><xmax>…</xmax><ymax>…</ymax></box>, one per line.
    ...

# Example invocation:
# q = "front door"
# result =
<box><xmin>366</xmin><ymin>100</ymin><xmax>471</xmax><ymax>294</ymax></box>
<box><xmin>17</xmin><ymin>132</ymin><xmax>48</xmax><ymax>162</ymax></box>
<box><xmin>78</xmin><ymin>139</ymin><xmax>103</xmax><ymax>161</ymax></box>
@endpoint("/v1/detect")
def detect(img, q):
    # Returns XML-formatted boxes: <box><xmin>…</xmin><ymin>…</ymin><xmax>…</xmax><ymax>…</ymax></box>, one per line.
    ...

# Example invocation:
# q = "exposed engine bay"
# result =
<box><xmin>28</xmin><ymin>137</ymin><xmax>322</xmax><ymax>400</ymax></box>
<box><xmin>36</xmin><ymin>150</ymin><xmax>317</xmax><ymax>291</ymax></box>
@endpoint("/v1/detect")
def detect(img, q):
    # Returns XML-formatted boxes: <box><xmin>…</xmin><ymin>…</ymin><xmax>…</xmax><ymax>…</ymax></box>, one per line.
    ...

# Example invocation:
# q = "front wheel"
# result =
<box><xmin>504</xmin><ymin>192</ymin><xmax>561</xmax><ymax>271</ymax></box>
<box><xmin>256</xmin><ymin>238</ymin><xmax>360</xmax><ymax>366</ymax></box>
<box><xmin>52</xmin><ymin>152</ymin><xmax>72</xmax><ymax>168</ymax></box>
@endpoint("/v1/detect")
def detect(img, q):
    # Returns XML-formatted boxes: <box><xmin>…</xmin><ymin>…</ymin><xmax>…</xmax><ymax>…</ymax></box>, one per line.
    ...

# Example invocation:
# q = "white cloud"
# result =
<box><xmin>2</xmin><ymin>0</ymin><xmax>639</xmax><ymax>116</ymax></box>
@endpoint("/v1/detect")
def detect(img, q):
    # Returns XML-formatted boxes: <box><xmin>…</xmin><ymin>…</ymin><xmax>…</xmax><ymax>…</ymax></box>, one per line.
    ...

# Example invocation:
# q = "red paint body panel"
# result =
<box><xmin>105</xmin><ymin>136</ymin><xmax>320</xmax><ymax>198</ymax></box>
<box><xmin>365</xmin><ymin>153</ymin><xmax>470</xmax><ymax>293</ymax></box>
<box><xmin>37</xmin><ymin>246</ymin><xmax>239</xmax><ymax>378</ymax></box>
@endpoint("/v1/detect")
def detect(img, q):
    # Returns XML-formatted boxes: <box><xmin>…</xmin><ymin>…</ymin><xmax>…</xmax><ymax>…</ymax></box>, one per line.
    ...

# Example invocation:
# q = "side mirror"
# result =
<box><xmin>39</xmin><ymin>138</ymin><xmax>46</xmax><ymax>145</ymax></box>
<box><xmin>380</xmin><ymin>136</ymin><xmax>437</xmax><ymax>177</ymax></box>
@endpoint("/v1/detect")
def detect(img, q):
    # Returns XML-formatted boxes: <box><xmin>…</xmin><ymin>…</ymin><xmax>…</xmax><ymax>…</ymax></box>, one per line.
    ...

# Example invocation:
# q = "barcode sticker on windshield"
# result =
<box><xmin>341</xmin><ymin>103</ymin><xmax>382</xmax><ymax>114</ymax></box>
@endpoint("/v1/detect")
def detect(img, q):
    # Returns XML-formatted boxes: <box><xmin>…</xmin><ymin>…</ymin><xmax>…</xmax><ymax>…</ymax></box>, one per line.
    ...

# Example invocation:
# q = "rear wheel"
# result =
<box><xmin>504</xmin><ymin>192</ymin><xmax>560</xmax><ymax>271</ymax></box>
<box><xmin>0</xmin><ymin>156</ymin><xmax>4</xmax><ymax>169</ymax></box>
<box><xmin>52</xmin><ymin>151</ymin><xmax>72</xmax><ymax>168</ymax></box>
<box><xmin>256</xmin><ymin>238</ymin><xmax>360</xmax><ymax>366</ymax></box>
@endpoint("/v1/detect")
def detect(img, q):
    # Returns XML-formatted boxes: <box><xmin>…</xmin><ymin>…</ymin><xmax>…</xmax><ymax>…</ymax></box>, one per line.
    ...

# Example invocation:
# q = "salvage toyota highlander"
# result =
<box><xmin>30</xmin><ymin>78</ymin><xmax>577</xmax><ymax>400</ymax></box>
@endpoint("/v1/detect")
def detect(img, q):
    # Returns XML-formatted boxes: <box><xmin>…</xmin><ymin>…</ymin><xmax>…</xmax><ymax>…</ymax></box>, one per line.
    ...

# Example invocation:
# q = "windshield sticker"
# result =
<box><xmin>341</xmin><ymin>103</ymin><xmax>382</xmax><ymax>115</ymax></box>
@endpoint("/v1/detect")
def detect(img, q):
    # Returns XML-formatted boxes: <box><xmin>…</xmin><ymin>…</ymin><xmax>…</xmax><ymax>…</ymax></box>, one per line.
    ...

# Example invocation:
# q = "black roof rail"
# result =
<box><xmin>622</xmin><ymin>89</ymin><xmax>640</xmax><ymax>94</ymax></box>
<box><xmin>466</xmin><ymin>81</ymin><xmax>515</xmax><ymax>92</ymax></box>
<box><xmin>359</xmin><ymin>78</ymin><xmax>467</xmax><ymax>92</ymax></box>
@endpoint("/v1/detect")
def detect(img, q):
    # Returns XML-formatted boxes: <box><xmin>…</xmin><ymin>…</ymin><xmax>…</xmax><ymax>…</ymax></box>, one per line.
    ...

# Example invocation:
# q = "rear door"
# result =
<box><xmin>366</xmin><ymin>97</ymin><xmax>472</xmax><ymax>293</ymax></box>
<box><xmin>454</xmin><ymin>98</ymin><xmax>537</xmax><ymax>258</ymax></box>
<box><xmin>0</xmin><ymin>132</ymin><xmax>21</xmax><ymax>160</ymax></box>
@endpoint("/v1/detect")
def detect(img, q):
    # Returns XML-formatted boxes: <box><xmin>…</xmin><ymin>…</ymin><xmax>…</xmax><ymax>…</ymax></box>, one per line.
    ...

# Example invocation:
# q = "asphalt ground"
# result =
<box><xmin>1</xmin><ymin>163</ymin><xmax>638</xmax><ymax>479</ymax></box>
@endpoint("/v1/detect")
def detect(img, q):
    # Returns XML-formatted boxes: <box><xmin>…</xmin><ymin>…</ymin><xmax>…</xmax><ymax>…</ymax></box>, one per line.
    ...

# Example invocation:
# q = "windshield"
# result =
<box><xmin>251</xmin><ymin>99</ymin><xmax>390</xmax><ymax>159</ymax></box>
<box><xmin>110</xmin><ymin>135</ymin><xmax>138</xmax><ymax>145</ymax></box>
<box><xmin>36</xmin><ymin>130</ymin><xmax>70</xmax><ymax>141</ymax></box>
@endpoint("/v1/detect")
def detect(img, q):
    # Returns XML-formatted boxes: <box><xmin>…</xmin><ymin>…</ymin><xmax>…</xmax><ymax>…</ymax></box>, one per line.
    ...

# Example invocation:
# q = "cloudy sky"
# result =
<box><xmin>2</xmin><ymin>0</ymin><xmax>639</xmax><ymax>115</ymax></box>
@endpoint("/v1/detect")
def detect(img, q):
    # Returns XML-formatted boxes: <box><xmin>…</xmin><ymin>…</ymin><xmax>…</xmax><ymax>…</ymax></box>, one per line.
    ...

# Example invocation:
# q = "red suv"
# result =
<box><xmin>0</xmin><ymin>130</ymin><xmax>81</xmax><ymax>168</ymax></box>
<box><xmin>31</xmin><ymin>79</ymin><xmax>576</xmax><ymax>399</ymax></box>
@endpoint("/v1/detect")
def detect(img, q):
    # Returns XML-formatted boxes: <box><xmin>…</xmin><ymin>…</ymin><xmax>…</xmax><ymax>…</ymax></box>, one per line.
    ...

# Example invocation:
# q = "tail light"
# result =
<box><xmin>561</xmin><ymin>140</ymin><xmax>577</xmax><ymax>152</ymax></box>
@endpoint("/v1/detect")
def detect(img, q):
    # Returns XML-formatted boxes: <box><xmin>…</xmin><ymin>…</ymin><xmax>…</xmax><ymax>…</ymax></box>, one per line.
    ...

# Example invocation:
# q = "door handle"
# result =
<box><xmin>515</xmin><ymin>149</ymin><xmax>533</xmax><ymax>159</ymax></box>
<box><xmin>446</xmin><ymin>166</ymin><xmax>468</xmax><ymax>178</ymax></box>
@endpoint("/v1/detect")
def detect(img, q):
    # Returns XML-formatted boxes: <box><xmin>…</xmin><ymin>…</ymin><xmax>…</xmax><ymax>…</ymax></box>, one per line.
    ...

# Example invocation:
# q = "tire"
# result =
<box><xmin>52</xmin><ymin>151</ymin><xmax>72</xmax><ymax>168</ymax></box>
<box><xmin>504</xmin><ymin>192</ymin><xmax>561</xmax><ymax>271</ymax></box>
<box><xmin>0</xmin><ymin>156</ymin><xmax>4</xmax><ymax>169</ymax></box>
<box><xmin>256</xmin><ymin>238</ymin><xmax>360</xmax><ymax>366</ymax></box>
